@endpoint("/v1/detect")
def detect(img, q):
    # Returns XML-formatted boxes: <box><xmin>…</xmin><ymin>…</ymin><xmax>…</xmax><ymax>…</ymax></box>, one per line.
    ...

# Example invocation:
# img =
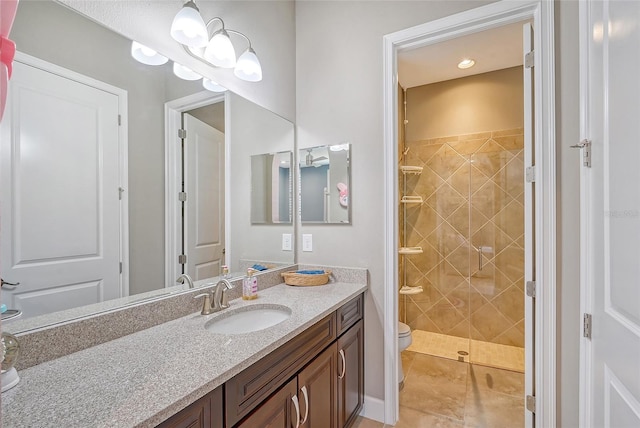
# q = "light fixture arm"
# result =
<box><xmin>226</xmin><ymin>29</ymin><xmax>252</xmax><ymax>50</ymax></box>
<box><xmin>205</xmin><ymin>17</ymin><xmax>226</xmax><ymax>33</ymax></box>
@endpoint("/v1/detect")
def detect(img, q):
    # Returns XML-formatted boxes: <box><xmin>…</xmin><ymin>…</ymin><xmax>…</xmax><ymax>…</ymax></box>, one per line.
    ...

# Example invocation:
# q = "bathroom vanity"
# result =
<box><xmin>1</xmin><ymin>277</ymin><xmax>367</xmax><ymax>428</ymax></box>
<box><xmin>159</xmin><ymin>294</ymin><xmax>363</xmax><ymax>428</ymax></box>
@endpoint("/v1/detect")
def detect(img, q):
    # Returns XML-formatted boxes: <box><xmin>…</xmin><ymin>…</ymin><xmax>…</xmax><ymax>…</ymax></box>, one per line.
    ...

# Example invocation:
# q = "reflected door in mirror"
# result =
<box><xmin>0</xmin><ymin>59</ymin><xmax>124</xmax><ymax>318</ymax></box>
<box><xmin>250</xmin><ymin>151</ymin><xmax>292</xmax><ymax>224</ymax></box>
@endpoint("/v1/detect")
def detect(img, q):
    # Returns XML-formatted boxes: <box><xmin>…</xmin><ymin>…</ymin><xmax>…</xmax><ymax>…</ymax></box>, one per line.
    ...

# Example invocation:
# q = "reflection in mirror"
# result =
<box><xmin>251</xmin><ymin>151</ymin><xmax>293</xmax><ymax>224</ymax></box>
<box><xmin>299</xmin><ymin>144</ymin><xmax>351</xmax><ymax>224</ymax></box>
<box><xmin>1</xmin><ymin>0</ymin><xmax>294</xmax><ymax>331</ymax></box>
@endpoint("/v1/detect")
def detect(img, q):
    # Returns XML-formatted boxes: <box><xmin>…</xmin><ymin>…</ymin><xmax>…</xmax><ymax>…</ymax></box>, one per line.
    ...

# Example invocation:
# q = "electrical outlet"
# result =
<box><xmin>302</xmin><ymin>234</ymin><xmax>313</xmax><ymax>252</ymax></box>
<box><xmin>282</xmin><ymin>233</ymin><xmax>292</xmax><ymax>251</ymax></box>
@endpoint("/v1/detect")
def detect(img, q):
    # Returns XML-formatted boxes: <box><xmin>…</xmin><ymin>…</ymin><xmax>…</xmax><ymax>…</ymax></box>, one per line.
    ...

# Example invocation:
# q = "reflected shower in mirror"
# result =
<box><xmin>251</xmin><ymin>151</ymin><xmax>293</xmax><ymax>224</ymax></box>
<box><xmin>1</xmin><ymin>0</ymin><xmax>295</xmax><ymax>331</ymax></box>
<box><xmin>299</xmin><ymin>144</ymin><xmax>351</xmax><ymax>224</ymax></box>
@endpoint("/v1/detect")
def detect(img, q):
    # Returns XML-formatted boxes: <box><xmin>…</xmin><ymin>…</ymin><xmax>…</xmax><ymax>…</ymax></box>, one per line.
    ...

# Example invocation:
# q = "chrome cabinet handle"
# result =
<box><xmin>292</xmin><ymin>394</ymin><xmax>301</xmax><ymax>428</ymax></box>
<box><xmin>1</xmin><ymin>279</ymin><xmax>20</xmax><ymax>290</ymax></box>
<box><xmin>338</xmin><ymin>349</ymin><xmax>346</xmax><ymax>379</ymax></box>
<box><xmin>300</xmin><ymin>385</ymin><xmax>309</xmax><ymax>424</ymax></box>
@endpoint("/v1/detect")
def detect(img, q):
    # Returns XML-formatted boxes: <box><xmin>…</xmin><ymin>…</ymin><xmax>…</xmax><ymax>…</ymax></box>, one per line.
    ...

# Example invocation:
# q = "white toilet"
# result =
<box><xmin>398</xmin><ymin>322</ymin><xmax>413</xmax><ymax>387</ymax></box>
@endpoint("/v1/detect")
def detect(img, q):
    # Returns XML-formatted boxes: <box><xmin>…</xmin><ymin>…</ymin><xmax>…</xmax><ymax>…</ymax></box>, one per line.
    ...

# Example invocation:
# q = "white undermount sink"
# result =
<box><xmin>204</xmin><ymin>304</ymin><xmax>292</xmax><ymax>334</ymax></box>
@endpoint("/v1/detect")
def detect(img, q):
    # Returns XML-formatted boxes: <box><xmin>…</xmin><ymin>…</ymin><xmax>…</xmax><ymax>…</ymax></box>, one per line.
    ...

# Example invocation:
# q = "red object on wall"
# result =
<box><xmin>0</xmin><ymin>0</ymin><xmax>19</xmax><ymax>122</ymax></box>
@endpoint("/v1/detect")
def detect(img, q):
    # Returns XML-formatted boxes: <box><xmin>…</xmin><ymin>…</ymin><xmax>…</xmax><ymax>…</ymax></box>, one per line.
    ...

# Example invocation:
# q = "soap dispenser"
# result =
<box><xmin>242</xmin><ymin>268</ymin><xmax>258</xmax><ymax>300</ymax></box>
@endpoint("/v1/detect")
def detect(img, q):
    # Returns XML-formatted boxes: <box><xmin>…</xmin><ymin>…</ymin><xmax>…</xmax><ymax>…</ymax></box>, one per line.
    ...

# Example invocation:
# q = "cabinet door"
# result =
<box><xmin>298</xmin><ymin>342</ymin><xmax>338</xmax><ymax>428</ymax></box>
<box><xmin>237</xmin><ymin>378</ymin><xmax>299</xmax><ymax>428</ymax></box>
<box><xmin>337</xmin><ymin>320</ymin><xmax>363</xmax><ymax>428</ymax></box>
<box><xmin>156</xmin><ymin>386</ymin><xmax>222</xmax><ymax>428</ymax></box>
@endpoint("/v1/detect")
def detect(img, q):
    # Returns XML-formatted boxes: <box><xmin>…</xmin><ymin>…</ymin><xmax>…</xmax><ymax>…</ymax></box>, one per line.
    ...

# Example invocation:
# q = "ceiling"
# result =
<box><xmin>398</xmin><ymin>21</ymin><xmax>528</xmax><ymax>89</ymax></box>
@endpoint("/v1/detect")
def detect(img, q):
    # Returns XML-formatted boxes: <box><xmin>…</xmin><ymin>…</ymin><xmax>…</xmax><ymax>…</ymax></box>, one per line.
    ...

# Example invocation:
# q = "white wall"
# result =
<box><xmin>296</xmin><ymin>1</ymin><xmax>581</xmax><ymax>424</ymax></box>
<box><xmin>58</xmin><ymin>0</ymin><xmax>296</xmax><ymax>122</ymax></box>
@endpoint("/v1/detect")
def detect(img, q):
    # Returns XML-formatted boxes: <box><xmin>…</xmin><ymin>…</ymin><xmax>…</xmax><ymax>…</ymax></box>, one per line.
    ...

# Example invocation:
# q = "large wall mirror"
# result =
<box><xmin>299</xmin><ymin>144</ymin><xmax>351</xmax><ymax>224</ymax></box>
<box><xmin>1</xmin><ymin>0</ymin><xmax>295</xmax><ymax>332</ymax></box>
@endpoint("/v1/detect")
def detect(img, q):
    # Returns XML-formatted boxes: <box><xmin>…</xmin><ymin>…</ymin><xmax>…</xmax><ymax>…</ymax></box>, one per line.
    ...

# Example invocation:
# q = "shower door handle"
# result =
<box><xmin>476</xmin><ymin>246</ymin><xmax>483</xmax><ymax>271</ymax></box>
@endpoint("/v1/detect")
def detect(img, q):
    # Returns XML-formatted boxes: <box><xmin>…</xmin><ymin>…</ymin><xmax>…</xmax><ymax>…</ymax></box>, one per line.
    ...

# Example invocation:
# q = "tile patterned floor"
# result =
<box><xmin>351</xmin><ymin>351</ymin><xmax>525</xmax><ymax>428</ymax></box>
<box><xmin>407</xmin><ymin>330</ymin><xmax>524</xmax><ymax>372</ymax></box>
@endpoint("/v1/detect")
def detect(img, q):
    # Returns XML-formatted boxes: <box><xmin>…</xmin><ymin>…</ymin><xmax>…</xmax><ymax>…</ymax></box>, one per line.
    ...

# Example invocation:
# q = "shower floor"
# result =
<box><xmin>406</xmin><ymin>330</ymin><xmax>524</xmax><ymax>373</ymax></box>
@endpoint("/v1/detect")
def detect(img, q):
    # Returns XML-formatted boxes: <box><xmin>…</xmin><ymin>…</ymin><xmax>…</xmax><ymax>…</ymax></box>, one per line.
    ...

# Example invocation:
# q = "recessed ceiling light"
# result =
<box><xmin>457</xmin><ymin>59</ymin><xmax>475</xmax><ymax>69</ymax></box>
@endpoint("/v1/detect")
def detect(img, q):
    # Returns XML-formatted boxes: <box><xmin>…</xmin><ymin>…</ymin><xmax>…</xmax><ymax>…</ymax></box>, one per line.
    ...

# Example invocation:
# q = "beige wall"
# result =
<box><xmin>406</xmin><ymin>67</ymin><xmax>524</xmax><ymax>141</ymax></box>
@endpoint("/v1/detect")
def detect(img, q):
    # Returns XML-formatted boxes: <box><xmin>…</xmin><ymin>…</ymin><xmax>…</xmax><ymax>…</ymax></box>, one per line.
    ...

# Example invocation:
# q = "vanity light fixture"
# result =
<box><xmin>203</xmin><ymin>78</ymin><xmax>227</xmax><ymax>92</ymax></box>
<box><xmin>131</xmin><ymin>41</ymin><xmax>169</xmax><ymax>66</ymax></box>
<box><xmin>172</xmin><ymin>62</ymin><xmax>202</xmax><ymax>81</ymax></box>
<box><xmin>457</xmin><ymin>58</ymin><xmax>476</xmax><ymax>69</ymax></box>
<box><xmin>170</xmin><ymin>0</ymin><xmax>208</xmax><ymax>48</ymax></box>
<box><xmin>170</xmin><ymin>1</ymin><xmax>263</xmax><ymax>82</ymax></box>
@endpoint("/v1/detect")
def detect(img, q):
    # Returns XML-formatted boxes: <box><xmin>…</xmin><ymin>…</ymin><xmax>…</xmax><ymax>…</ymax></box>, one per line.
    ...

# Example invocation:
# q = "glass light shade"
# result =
<box><xmin>203</xmin><ymin>78</ymin><xmax>227</xmax><ymax>92</ymax></box>
<box><xmin>234</xmin><ymin>48</ymin><xmax>262</xmax><ymax>82</ymax></box>
<box><xmin>170</xmin><ymin>1</ymin><xmax>208</xmax><ymax>48</ymax></box>
<box><xmin>172</xmin><ymin>62</ymin><xmax>202</xmax><ymax>81</ymax></box>
<box><xmin>131</xmin><ymin>41</ymin><xmax>168</xmax><ymax>66</ymax></box>
<box><xmin>204</xmin><ymin>30</ymin><xmax>236</xmax><ymax>68</ymax></box>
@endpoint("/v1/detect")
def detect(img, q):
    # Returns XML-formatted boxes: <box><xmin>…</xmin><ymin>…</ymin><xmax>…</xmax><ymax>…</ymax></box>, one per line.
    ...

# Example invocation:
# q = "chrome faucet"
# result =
<box><xmin>193</xmin><ymin>279</ymin><xmax>234</xmax><ymax>315</ymax></box>
<box><xmin>176</xmin><ymin>274</ymin><xmax>194</xmax><ymax>289</ymax></box>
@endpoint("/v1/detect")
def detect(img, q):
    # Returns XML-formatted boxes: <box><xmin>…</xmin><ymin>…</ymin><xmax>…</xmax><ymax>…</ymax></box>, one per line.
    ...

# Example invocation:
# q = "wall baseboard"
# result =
<box><xmin>359</xmin><ymin>395</ymin><xmax>385</xmax><ymax>423</ymax></box>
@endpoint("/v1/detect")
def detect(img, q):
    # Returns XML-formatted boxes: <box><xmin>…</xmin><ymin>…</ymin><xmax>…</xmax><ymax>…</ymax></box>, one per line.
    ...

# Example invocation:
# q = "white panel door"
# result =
<box><xmin>184</xmin><ymin>113</ymin><xmax>225</xmax><ymax>280</ymax></box>
<box><xmin>582</xmin><ymin>1</ymin><xmax>640</xmax><ymax>426</ymax></box>
<box><xmin>0</xmin><ymin>60</ymin><xmax>122</xmax><ymax>318</ymax></box>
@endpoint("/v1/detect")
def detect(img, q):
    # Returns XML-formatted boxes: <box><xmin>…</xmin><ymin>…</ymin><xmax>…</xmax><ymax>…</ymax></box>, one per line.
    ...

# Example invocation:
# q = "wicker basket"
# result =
<box><xmin>281</xmin><ymin>270</ymin><xmax>332</xmax><ymax>286</ymax></box>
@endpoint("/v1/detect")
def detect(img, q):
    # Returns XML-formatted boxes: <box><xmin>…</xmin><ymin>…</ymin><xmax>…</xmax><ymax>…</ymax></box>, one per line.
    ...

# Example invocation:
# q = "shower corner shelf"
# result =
<box><xmin>400</xmin><ymin>165</ymin><xmax>423</xmax><ymax>175</ymax></box>
<box><xmin>399</xmin><ymin>246</ymin><xmax>423</xmax><ymax>255</ymax></box>
<box><xmin>400</xmin><ymin>196</ymin><xmax>423</xmax><ymax>205</ymax></box>
<box><xmin>399</xmin><ymin>285</ymin><xmax>424</xmax><ymax>295</ymax></box>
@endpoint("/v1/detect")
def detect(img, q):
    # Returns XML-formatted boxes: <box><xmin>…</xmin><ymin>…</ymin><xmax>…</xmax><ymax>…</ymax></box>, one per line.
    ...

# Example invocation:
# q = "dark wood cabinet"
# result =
<box><xmin>157</xmin><ymin>385</ymin><xmax>223</xmax><ymax>428</ymax></box>
<box><xmin>298</xmin><ymin>342</ymin><xmax>338</xmax><ymax>428</ymax></box>
<box><xmin>236</xmin><ymin>379</ymin><xmax>298</xmax><ymax>428</ymax></box>
<box><xmin>337</xmin><ymin>319</ymin><xmax>364</xmax><ymax>428</ymax></box>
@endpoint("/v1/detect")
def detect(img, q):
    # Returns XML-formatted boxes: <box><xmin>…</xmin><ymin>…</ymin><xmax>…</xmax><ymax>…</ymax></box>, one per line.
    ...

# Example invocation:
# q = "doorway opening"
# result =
<box><xmin>382</xmin><ymin>1</ymin><xmax>556</xmax><ymax>427</ymax></box>
<box><xmin>396</xmin><ymin>22</ymin><xmax>528</xmax><ymax>426</ymax></box>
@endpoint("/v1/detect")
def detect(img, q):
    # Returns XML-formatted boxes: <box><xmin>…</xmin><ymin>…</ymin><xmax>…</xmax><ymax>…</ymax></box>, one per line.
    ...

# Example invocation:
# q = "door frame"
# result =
<box><xmin>10</xmin><ymin>51</ymin><xmax>130</xmax><ymax>298</ymax></box>
<box><xmin>381</xmin><ymin>1</ymin><xmax>556</xmax><ymax>426</ymax></box>
<box><xmin>164</xmin><ymin>91</ymin><xmax>227</xmax><ymax>286</ymax></box>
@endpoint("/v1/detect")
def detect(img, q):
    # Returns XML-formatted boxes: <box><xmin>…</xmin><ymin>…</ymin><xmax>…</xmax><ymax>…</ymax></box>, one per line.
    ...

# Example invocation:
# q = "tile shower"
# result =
<box><xmin>399</xmin><ymin>128</ymin><xmax>525</xmax><ymax>371</ymax></box>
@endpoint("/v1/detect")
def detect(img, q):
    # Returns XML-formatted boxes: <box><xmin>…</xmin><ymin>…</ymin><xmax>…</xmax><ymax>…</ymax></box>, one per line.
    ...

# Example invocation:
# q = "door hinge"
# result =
<box><xmin>525</xmin><ymin>166</ymin><xmax>536</xmax><ymax>183</ymax></box>
<box><xmin>178</xmin><ymin>129</ymin><xmax>187</xmax><ymax>139</ymax></box>
<box><xmin>570</xmin><ymin>139</ymin><xmax>592</xmax><ymax>168</ymax></box>
<box><xmin>526</xmin><ymin>395</ymin><xmax>536</xmax><ymax>413</ymax></box>
<box><xmin>118</xmin><ymin>114</ymin><xmax>122</xmax><ymax>126</ymax></box>
<box><xmin>524</xmin><ymin>51</ymin><xmax>535</xmax><ymax>68</ymax></box>
<box><xmin>583</xmin><ymin>313</ymin><xmax>592</xmax><ymax>339</ymax></box>
<box><xmin>526</xmin><ymin>281</ymin><xmax>536</xmax><ymax>298</ymax></box>
<box><xmin>119</xmin><ymin>262</ymin><xmax>123</xmax><ymax>274</ymax></box>
<box><xmin>178</xmin><ymin>254</ymin><xmax>187</xmax><ymax>265</ymax></box>
<box><xmin>178</xmin><ymin>192</ymin><xmax>187</xmax><ymax>202</ymax></box>
<box><xmin>118</xmin><ymin>187</ymin><xmax>125</xmax><ymax>200</ymax></box>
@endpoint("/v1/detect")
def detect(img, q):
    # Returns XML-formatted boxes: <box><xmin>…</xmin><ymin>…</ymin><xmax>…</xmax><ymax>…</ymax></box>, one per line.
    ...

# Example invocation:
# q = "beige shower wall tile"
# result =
<box><xmin>426</xmin><ymin>260</ymin><xmax>467</xmax><ymax>295</ymax></box>
<box><xmin>492</xmin><ymin>127</ymin><xmax>524</xmax><ymax>138</ymax></box>
<box><xmin>428</xmin><ymin>145</ymin><xmax>467</xmax><ymax>181</ymax></box>
<box><xmin>426</xmin><ymin>298</ymin><xmax>468</xmax><ymax>333</ymax></box>
<box><xmin>501</xmin><ymin>155</ymin><xmax>525</xmax><ymax>198</ymax></box>
<box><xmin>447</xmin><ymin>244</ymin><xmax>470</xmax><ymax>277</ymax></box>
<box><xmin>416</xmin><ymin>143</ymin><xmax>444</xmax><ymax>164</ymax></box>
<box><xmin>459</xmin><ymin>131</ymin><xmax>492</xmax><ymax>141</ymax></box>
<box><xmin>471</xmin><ymin>302</ymin><xmax>514</xmax><ymax>341</ymax></box>
<box><xmin>448</xmin><ymin>138</ymin><xmax>488</xmax><ymax>155</ymax></box>
<box><xmin>496</xmin><ymin>200</ymin><xmax>524</xmax><ymax>240</ymax></box>
<box><xmin>472</xmin><ymin>181</ymin><xmax>512</xmax><ymax>219</ymax></box>
<box><xmin>447</xmin><ymin>162</ymin><xmax>471</xmax><ymax>197</ymax></box>
<box><xmin>447</xmin><ymin>204</ymin><xmax>470</xmax><ymax>239</ymax></box>
<box><xmin>495</xmin><ymin>245</ymin><xmax>524</xmax><ymax>282</ymax></box>
<box><xmin>428</xmin><ymin>221</ymin><xmax>466</xmax><ymax>257</ymax></box>
<box><xmin>414</xmin><ymin>166</ymin><xmax>444</xmax><ymax>198</ymax></box>
<box><xmin>492</xmin><ymin>285</ymin><xmax>525</xmax><ymax>324</ymax></box>
<box><xmin>494</xmin><ymin>134</ymin><xmax>525</xmax><ymax>151</ymax></box>
<box><xmin>492</xmin><ymin>324</ymin><xmax>525</xmax><ymax>348</ymax></box>
<box><xmin>410</xmin><ymin>313</ymin><xmax>442</xmax><ymax>333</ymax></box>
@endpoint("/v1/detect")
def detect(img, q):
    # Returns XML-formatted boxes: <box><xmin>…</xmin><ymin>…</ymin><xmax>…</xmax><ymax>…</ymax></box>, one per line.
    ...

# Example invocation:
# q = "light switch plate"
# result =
<box><xmin>302</xmin><ymin>234</ymin><xmax>313</xmax><ymax>252</ymax></box>
<box><xmin>282</xmin><ymin>233</ymin><xmax>292</xmax><ymax>251</ymax></box>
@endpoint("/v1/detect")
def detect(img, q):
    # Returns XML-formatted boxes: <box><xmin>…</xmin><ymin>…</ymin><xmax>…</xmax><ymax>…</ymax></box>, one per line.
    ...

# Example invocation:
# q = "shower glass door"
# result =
<box><xmin>468</xmin><ymin>130</ymin><xmax>525</xmax><ymax>372</ymax></box>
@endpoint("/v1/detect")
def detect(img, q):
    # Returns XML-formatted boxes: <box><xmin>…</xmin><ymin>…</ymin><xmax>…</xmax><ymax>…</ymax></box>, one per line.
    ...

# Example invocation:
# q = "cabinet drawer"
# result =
<box><xmin>157</xmin><ymin>386</ymin><xmax>222</xmax><ymax>428</ymax></box>
<box><xmin>336</xmin><ymin>294</ymin><xmax>363</xmax><ymax>337</ymax></box>
<box><xmin>226</xmin><ymin>312</ymin><xmax>337</xmax><ymax>426</ymax></box>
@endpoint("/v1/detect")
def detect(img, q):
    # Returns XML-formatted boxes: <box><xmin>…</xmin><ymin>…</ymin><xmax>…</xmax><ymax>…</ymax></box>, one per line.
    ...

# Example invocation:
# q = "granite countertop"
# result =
<box><xmin>1</xmin><ymin>281</ymin><xmax>367</xmax><ymax>428</ymax></box>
